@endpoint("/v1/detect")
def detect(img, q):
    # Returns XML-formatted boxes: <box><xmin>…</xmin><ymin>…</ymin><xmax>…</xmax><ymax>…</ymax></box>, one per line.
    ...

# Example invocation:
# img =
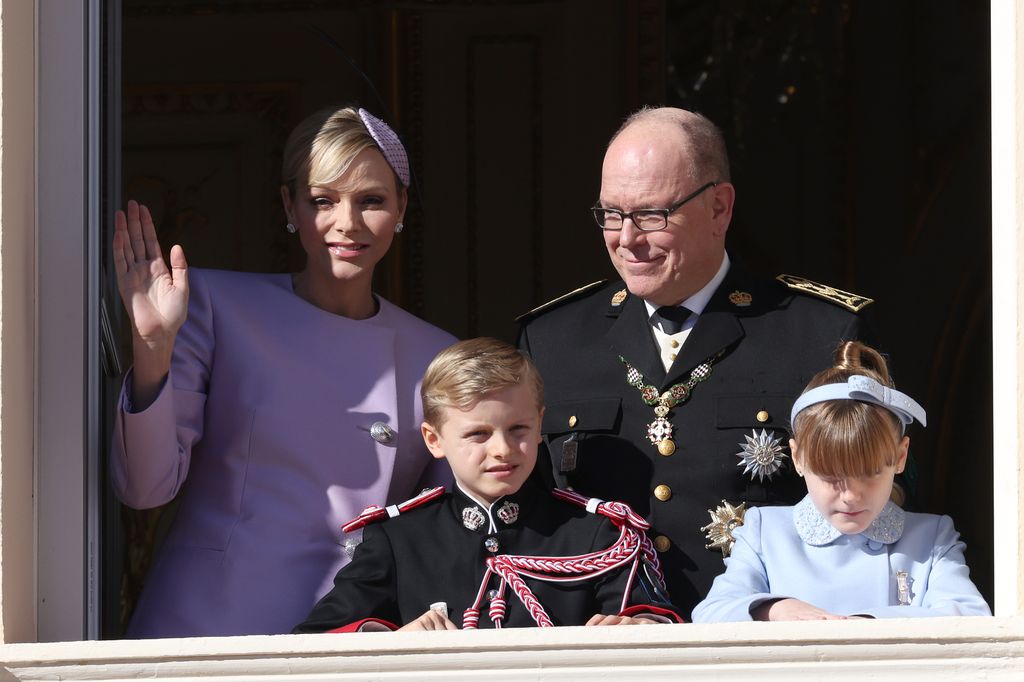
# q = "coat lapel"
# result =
<box><xmin>663</xmin><ymin>270</ymin><xmax>750</xmax><ymax>388</ymax></box>
<box><xmin>606</xmin><ymin>294</ymin><xmax>665</xmax><ymax>387</ymax></box>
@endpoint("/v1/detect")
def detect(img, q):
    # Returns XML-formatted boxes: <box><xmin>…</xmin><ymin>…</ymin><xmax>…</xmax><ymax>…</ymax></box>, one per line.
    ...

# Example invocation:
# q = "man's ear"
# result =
<box><xmin>709</xmin><ymin>182</ymin><xmax>735</xmax><ymax>238</ymax></box>
<box><xmin>421</xmin><ymin>422</ymin><xmax>446</xmax><ymax>460</ymax></box>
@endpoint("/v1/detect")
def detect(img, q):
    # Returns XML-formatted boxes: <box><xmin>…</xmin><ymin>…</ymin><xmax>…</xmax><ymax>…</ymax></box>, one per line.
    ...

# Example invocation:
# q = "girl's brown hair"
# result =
<box><xmin>792</xmin><ymin>341</ymin><xmax>904</xmax><ymax>481</ymax></box>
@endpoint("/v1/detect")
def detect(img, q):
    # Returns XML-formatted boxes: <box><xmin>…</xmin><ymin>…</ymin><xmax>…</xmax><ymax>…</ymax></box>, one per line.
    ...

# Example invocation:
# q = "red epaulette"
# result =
<box><xmin>341</xmin><ymin>487</ymin><xmax>446</xmax><ymax>533</ymax></box>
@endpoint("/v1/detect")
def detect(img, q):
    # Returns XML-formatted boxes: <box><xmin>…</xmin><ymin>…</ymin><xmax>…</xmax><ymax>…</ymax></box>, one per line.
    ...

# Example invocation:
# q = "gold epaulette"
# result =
<box><xmin>514</xmin><ymin>280</ymin><xmax>608</xmax><ymax>322</ymax></box>
<box><xmin>776</xmin><ymin>274</ymin><xmax>874</xmax><ymax>312</ymax></box>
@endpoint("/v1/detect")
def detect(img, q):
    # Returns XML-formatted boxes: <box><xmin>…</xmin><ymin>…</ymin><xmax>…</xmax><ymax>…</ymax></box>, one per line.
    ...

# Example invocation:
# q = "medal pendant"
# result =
<box><xmin>654</xmin><ymin>405</ymin><xmax>670</xmax><ymax>418</ymax></box>
<box><xmin>647</xmin><ymin>416</ymin><xmax>673</xmax><ymax>446</ymax></box>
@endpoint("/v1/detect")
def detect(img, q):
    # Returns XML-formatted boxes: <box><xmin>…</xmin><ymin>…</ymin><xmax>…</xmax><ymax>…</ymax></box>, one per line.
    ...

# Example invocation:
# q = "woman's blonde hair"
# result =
<box><xmin>421</xmin><ymin>338</ymin><xmax>544</xmax><ymax>428</ymax></box>
<box><xmin>792</xmin><ymin>341</ymin><xmax>904</xmax><ymax>481</ymax></box>
<box><xmin>281</xmin><ymin>105</ymin><xmax>401</xmax><ymax>194</ymax></box>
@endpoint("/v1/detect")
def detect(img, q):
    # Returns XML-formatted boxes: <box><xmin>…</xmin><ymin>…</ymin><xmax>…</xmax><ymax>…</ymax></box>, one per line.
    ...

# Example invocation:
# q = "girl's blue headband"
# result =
<box><xmin>790</xmin><ymin>375</ymin><xmax>927</xmax><ymax>431</ymax></box>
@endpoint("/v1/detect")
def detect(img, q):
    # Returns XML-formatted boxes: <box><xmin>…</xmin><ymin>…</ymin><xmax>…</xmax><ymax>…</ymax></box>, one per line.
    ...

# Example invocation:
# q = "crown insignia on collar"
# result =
<box><xmin>462</xmin><ymin>505</ymin><xmax>486</xmax><ymax>531</ymax></box>
<box><xmin>728</xmin><ymin>290</ymin><xmax>752</xmax><ymax>307</ymax></box>
<box><xmin>496</xmin><ymin>500</ymin><xmax>520</xmax><ymax>525</ymax></box>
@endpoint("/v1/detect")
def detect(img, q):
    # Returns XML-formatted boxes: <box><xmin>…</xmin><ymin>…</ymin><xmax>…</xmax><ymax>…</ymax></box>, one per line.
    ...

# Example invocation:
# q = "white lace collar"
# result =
<box><xmin>793</xmin><ymin>495</ymin><xmax>905</xmax><ymax>546</ymax></box>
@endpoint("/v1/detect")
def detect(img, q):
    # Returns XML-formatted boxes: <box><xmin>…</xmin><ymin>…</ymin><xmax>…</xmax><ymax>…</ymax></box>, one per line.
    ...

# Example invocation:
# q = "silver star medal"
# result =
<box><xmin>736</xmin><ymin>428</ymin><xmax>788</xmax><ymax>481</ymax></box>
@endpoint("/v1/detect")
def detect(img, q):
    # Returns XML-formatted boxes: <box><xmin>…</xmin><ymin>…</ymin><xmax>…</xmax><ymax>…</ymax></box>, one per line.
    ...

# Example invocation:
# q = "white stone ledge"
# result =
<box><xmin>1</xmin><ymin>616</ymin><xmax>1022</xmax><ymax>680</ymax></box>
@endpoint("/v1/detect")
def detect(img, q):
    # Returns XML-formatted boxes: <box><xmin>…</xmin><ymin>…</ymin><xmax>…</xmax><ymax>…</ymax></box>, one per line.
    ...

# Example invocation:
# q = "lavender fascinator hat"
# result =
<box><xmin>358</xmin><ymin>108</ymin><xmax>410</xmax><ymax>188</ymax></box>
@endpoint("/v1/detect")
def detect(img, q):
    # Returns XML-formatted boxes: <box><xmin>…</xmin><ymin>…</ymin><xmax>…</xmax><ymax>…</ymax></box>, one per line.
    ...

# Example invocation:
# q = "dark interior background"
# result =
<box><xmin>102</xmin><ymin>0</ymin><xmax>992</xmax><ymax>636</ymax></box>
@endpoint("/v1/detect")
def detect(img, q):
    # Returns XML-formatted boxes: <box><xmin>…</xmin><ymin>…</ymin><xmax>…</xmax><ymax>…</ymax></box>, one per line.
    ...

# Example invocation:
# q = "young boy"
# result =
<box><xmin>293</xmin><ymin>338</ymin><xmax>680</xmax><ymax>632</ymax></box>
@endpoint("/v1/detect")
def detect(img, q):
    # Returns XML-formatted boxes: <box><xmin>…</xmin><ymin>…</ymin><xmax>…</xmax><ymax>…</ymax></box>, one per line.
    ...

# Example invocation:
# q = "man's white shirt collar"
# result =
<box><xmin>643</xmin><ymin>253</ymin><xmax>730</xmax><ymax>371</ymax></box>
<box><xmin>642</xmin><ymin>252</ymin><xmax>731</xmax><ymax>321</ymax></box>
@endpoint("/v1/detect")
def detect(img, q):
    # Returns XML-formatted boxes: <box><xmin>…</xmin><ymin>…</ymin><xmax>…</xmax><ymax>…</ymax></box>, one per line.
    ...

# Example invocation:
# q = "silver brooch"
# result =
<box><xmin>370</xmin><ymin>421</ymin><xmax>396</xmax><ymax>444</ymax></box>
<box><xmin>484</xmin><ymin>537</ymin><xmax>500</xmax><ymax>553</ymax></box>
<box><xmin>496</xmin><ymin>501</ymin><xmax>520</xmax><ymax>525</ymax></box>
<box><xmin>896</xmin><ymin>570</ymin><xmax>913</xmax><ymax>606</ymax></box>
<box><xmin>343</xmin><ymin>537</ymin><xmax>361</xmax><ymax>559</ymax></box>
<box><xmin>736</xmin><ymin>428</ymin><xmax>788</xmax><ymax>481</ymax></box>
<box><xmin>462</xmin><ymin>506</ymin><xmax>485</xmax><ymax>531</ymax></box>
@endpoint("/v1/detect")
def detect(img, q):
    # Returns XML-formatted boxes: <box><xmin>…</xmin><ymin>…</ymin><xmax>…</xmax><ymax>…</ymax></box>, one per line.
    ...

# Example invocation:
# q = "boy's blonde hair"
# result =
<box><xmin>792</xmin><ymin>341</ymin><xmax>904</xmax><ymax>481</ymax></box>
<box><xmin>421</xmin><ymin>338</ymin><xmax>544</xmax><ymax>428</ymax></box>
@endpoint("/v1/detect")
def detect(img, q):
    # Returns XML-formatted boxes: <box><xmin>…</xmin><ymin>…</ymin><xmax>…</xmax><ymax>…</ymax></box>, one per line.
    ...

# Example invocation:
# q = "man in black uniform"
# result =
<box><xmin>517</xmin><ymin>107</ymin><xmax>873</xmax><ymax>617</ymax></box>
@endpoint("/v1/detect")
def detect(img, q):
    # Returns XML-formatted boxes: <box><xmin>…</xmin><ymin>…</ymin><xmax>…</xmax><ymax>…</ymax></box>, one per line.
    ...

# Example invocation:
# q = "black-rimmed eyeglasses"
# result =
<box><xmin>591</xmin><ymin>181</ymin><xmax>718</xmax><ymax>231</ymax></box>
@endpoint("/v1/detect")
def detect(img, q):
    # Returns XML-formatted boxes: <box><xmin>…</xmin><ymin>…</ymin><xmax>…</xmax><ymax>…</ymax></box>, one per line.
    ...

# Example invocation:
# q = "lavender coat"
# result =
<box><xmin>111</xmin><ymin>269</ymin><xmax>456</xmax><ymax>638</ymax></box>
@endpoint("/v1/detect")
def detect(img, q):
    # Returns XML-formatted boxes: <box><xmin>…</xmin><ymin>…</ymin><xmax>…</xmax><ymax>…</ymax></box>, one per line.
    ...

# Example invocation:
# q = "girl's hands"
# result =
<box><xmin>752</xmin><ymin>598</ymin><xmax>847</xmax><ymax>621</ymax></box>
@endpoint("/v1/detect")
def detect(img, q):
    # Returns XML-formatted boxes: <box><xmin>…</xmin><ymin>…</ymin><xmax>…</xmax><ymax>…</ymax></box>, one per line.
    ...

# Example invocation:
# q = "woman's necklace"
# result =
<box><xmin>620</xmin><ymin>353</ymin><xmax>720</xmax><ymax>456</ymax></box>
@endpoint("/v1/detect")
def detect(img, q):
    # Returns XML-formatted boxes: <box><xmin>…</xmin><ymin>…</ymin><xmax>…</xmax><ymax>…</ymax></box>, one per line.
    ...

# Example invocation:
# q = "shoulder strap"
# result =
<box><xmin>514</xmin><ymin>280</ymin><xmax>608</xmax><ymax>323</ymax></box>
<box><xmin>776</xmin><ymin>274</ymin><xmax>874</xmax><ymax>312</ymax></box>
<box><xmin>341</xmin><ymin>486</ymin><xmax>446</xmax><ymax>532</ymax></box>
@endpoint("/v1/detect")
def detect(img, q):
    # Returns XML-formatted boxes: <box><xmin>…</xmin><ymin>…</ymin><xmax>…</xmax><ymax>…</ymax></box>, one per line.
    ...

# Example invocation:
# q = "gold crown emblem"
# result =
<box><xmin>728</xmin><ymin>290</ymin><xmax>752</xmax><ymax>307</ymax></box>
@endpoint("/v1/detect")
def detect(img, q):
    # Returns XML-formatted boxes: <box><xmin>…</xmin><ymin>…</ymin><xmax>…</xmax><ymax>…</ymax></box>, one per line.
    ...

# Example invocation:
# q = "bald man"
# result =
<box><xmin>517</xmin><ymin>107</ymin><xmax>875</xmax><ymax>617</ymax></box>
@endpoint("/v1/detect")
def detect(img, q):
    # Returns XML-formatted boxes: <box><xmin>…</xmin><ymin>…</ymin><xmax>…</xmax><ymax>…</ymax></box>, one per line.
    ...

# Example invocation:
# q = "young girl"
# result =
<box><xmin>692</xmin><ymin>341</ymin><xmax>990</xmax><ymax>621</ymax></box>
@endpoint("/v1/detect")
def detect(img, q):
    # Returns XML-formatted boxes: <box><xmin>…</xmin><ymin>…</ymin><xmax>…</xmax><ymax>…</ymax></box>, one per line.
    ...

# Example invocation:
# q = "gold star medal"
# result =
<box><xmin>701</xmin><ymin>500</ymin><xmax>748</xmax><ymax>557</ymax></box>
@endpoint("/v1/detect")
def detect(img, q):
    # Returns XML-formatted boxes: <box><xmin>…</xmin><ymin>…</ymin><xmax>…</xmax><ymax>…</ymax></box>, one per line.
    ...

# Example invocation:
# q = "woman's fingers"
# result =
<box><xmin>169</xmin><ymin>244</ymin><xmax>189</xmax><ymax>296</ymax></box>
<box><xmin>126</xmin><ymin>200</ymin><xmax>148</xmax><ymax>264</ymax></box>
<box><xmin>112</xmin><ymin>210</ymin><xmax>131</xmax><ymax>276</ymax></box>
<box><xmin>139</xmin><ymin>203</ymin><xmax>163</xmax><ymax>262</ymax></box>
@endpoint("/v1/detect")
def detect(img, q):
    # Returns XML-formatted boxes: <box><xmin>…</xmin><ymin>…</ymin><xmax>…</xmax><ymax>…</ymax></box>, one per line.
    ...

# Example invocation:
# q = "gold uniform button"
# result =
<box><xmin>654</xmin><ymin>535</ymin><xmax>671</xmax><ymax>552</ymax></box>
<box><xmin>670</xmin><ymin>352</ymin><xmax>677</xmax><ymax>361</ymax></box>
<box><xmin>653</xmin><ymin>484</ymin><xmax>672</xmax><ymax>501</ymax></box>
<box><xmin>670</xmin><ymin>339</ymin><xmax>680</xmax><ymax>349</ymax></box>
<box><xmin>568</xmin><ymin>415</ymin><xmax>577</xmax><ymax>428</ymax></box>
<box><xmin>756</xmin><ymin>410</ymin><xmax>769</xmax><ymax>423</ymax></box>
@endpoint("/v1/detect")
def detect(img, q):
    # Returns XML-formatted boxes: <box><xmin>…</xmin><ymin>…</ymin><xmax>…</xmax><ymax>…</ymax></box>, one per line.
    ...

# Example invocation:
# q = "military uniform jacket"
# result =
<box><xmin>293</xmin><ymin>481</ymin><xmax>678</xmax><ymax>632</ymax></box>
<box><xmin>517</xmin><ymin>265</ymin><xmax>867</xmax><ymax>616</ymax></box>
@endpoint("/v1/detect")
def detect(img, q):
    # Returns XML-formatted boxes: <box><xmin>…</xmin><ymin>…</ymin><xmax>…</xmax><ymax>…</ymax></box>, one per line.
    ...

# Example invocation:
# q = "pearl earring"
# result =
<box><xmin>285</xmin><ymin>222</ymin><xmax>297</xmax><ymax>234</ymax></box>
<box><xmin>395</xmin><ymin>222</ymin><xmax>404</xmax><ymax>234</ymax></box>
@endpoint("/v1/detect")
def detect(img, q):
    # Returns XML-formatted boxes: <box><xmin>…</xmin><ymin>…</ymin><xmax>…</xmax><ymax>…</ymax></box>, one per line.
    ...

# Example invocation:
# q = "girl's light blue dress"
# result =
<box><xmin>692</xmin><ymin>496</ymin><xmax>991</xmax><ymax>621</ymax></box>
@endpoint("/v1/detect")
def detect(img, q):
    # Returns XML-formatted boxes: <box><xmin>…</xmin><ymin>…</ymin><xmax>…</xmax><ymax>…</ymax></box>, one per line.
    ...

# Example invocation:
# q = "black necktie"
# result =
<box><xmin>656</xmin><ymin>306</ymin><xmax>693</xmax><ymax>335</ymax></box>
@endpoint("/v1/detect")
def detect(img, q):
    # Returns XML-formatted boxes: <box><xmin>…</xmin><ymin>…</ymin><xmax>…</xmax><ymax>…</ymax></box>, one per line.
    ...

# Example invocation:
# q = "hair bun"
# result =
<box><xmin>833</xmin><ymin>341</ymin><xmax>892</xmax><ymax>385</ymax></box>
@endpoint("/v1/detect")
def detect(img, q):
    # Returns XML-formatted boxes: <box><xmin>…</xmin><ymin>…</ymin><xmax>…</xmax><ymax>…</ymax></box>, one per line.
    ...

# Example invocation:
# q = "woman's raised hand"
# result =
<box><xmin>113</xmin><ymin>200</ymin><xmax>189</xmax><ymax>346</ymax></box>
<box><xmin>112</xmin><ymin>200</ymin><xmax>189</xmax><ymax>408</ymax></box>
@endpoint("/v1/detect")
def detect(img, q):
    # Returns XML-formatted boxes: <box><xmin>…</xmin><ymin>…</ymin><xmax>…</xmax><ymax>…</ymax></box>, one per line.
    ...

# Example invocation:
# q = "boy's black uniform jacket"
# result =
<box><xmin>517</xmin><ymin>267</ymin><xmax>871</xmax><ymax>617</ymax></box>
<box><xmin>293</xmin><ymin>481</ymin><xmax>678</xmax><ymax>632</ymax></box>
